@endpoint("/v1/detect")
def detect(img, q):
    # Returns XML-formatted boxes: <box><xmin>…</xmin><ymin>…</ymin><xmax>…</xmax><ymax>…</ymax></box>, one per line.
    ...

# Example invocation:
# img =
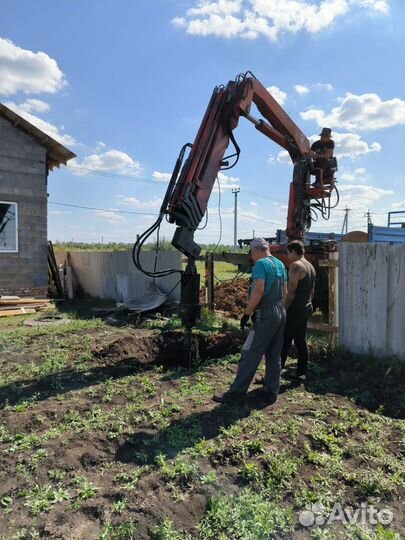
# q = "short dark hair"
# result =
<box><xmin>287</xmin><ymin>240</ymin><xmax>305</xmax><ymax>256</ymax></box>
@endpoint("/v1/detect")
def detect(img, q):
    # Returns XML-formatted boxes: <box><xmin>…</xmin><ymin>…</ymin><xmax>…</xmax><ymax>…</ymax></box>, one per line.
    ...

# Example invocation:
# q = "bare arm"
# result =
<box><xmin>310</xmin><ymin>148</ymin><xmax>333</xmax><ymax>159</ymax></box>
<box><xmin>244</xmin><ymin>279</ymin><xmax>265</xmax><ymax>316</ymax></box>
<box><xmin>284</xmin><ymin>263</ymin><xmax>300</xmax><ymax>309</ymax></box>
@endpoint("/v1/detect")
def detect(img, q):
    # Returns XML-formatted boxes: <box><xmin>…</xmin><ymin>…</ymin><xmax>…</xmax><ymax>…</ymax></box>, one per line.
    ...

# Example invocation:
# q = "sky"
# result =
<box><xmin>0</xmin><ymin>0</ymin><xmax>404</xmax><ymax>246</ymax></box>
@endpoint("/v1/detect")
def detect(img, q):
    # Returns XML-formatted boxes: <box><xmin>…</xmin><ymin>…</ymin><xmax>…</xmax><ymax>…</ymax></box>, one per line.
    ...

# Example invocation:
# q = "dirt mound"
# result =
<box><xmin>214</xmin><ymin>278</ymin><xmax>249</xmax><ymax>318</ymax></box>
<box><xmin>93</xmin><ymin>330</ymin><xmax>244</xmax><ymax>368</ymax></box>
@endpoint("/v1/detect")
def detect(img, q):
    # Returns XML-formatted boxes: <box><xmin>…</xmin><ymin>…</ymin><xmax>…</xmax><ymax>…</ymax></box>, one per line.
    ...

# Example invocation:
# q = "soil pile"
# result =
<box><xmin>214</xmin><ymin>278</ymin><xmax>249</xmax><ymax>318</ymax></box>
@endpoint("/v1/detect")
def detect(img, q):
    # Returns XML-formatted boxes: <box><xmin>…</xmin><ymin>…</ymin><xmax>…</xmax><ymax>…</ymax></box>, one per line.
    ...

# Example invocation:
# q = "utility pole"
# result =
<box><xmin>364</xmin><ymin>209</ymin><xmax>373</xmax><ymax>227</ymax></box>
<box><xmin>232</xmin><ymin>187</ymin><xmax>240</xmax><ymax>250</ymax></box>
<box><xmin>341</xmin><ymin>206</ymin><xmax>351</xmax><ymax>235</ymax></box>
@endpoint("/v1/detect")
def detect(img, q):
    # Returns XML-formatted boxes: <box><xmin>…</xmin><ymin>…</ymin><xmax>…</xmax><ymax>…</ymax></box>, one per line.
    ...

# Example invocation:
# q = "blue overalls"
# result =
<box><xmin>230</xmin><ymin>257</ymin><xmax>286</xmax><ymax>395</ymax></box>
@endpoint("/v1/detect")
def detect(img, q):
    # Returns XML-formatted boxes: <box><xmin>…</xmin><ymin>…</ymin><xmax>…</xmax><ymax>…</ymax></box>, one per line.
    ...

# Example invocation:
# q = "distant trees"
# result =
<box><xmin>52</xmin><ymin>239</ymin><xmax>238</xmax><ymax>253</ymax></box>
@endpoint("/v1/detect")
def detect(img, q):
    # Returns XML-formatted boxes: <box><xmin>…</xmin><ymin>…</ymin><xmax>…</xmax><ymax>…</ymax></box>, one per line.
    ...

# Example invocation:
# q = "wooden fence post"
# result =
<box><xmin>205</xmin><ymin>253</ymin><xmax>214</xmax><ymax>312</ymax></box>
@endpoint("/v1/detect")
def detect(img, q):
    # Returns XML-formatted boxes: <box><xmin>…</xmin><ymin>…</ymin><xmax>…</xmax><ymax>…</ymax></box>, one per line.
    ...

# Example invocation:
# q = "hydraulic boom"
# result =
<box><xmin>133</xmin><ymin>72</ymin><xmax>338</xmax><ymax>364</ymax></box>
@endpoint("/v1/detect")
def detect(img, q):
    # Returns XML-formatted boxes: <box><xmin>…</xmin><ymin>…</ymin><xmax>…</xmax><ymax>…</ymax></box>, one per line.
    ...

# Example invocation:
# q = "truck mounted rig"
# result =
<box><xmin>132</xmin><ymin>72</ymin><xmax>339</xmax><ymax>362</ymax></box>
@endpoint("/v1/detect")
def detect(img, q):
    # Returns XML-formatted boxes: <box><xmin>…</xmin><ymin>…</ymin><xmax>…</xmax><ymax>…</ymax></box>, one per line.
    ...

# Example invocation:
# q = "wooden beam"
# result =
<box><xmin>308</xmin><ymin>322</ymin><xmax>338</xmax><ymax>333</ymax></box>
<box><xmin>0</xmin><ymin>299</ymin><xmax>53</xmax><ymax>306</ymax></box>
<box><xmin>0</xmin><ymin>308</ymin><xmax>37</xmax><ymax>317</ymax></box>
<box><xmin>319</xmin><ymin>259</ymin><xmax>339</xmax><ymax>268</ymax></box>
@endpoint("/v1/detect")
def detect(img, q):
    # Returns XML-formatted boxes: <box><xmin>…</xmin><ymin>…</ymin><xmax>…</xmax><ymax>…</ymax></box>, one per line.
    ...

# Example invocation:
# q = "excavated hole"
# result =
<box><xmin>93</xmin><ymin>330</ymin><xmax>244</xmax><ymax>369</ymax></box>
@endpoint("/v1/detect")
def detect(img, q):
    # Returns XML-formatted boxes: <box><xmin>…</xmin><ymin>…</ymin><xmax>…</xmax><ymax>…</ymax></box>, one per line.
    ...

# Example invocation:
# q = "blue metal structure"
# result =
<box><xmin>368</xmin><ymin>224</ymin><xmax>405</xmax><ymax>244</ymax></box>
<box><xmin>387</xmin><ymin>210</ymin><xmax>405</xmax><ymax>227</ymax></box>
<box><xmin>276</xmin><ymin>229</ymin><xmax>344</xmax><ymax>245</ymax></box>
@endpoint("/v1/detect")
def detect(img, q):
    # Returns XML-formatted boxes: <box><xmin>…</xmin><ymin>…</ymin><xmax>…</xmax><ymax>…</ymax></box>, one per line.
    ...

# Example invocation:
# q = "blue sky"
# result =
<box><xmin>1</xmin><ymin>0</ymin><xmax>404</xmax><ymax>245</ymax></box>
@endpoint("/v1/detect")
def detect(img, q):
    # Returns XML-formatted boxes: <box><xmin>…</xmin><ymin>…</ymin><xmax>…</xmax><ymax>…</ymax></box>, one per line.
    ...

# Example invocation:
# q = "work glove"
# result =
<box><xmin>240</xmin><ymin>313</ymin><xmax>250</xmax><ymax>330</ymax></box>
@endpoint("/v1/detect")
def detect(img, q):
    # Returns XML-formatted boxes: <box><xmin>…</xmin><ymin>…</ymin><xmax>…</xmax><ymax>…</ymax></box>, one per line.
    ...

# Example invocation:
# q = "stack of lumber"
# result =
<box><xmin>0</xmin><ymin>296</ymin><xmax>54</xmax><ymax>317</ymax></box>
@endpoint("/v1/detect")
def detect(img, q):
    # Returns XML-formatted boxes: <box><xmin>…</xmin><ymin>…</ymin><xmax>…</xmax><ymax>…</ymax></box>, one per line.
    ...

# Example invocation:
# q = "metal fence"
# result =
<box><xmin>58</xmin><ymin>250</ymin><xmax>182</xmax><ymax>306</ymax></box>
<box><xmin>368</xmin><ymin>225</ymin><xmax>405</xmax><ymax>244</ymax></box>
<box><xmin>339</xmin><ymin>243</ymin><xmax>405</xmax><ymax>361</ymax></box>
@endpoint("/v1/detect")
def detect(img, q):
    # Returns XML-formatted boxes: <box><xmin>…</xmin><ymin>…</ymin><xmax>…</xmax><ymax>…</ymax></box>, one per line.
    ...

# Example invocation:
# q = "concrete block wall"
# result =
<box><xmin>0</xmin><ymin>116</ymin><xmax>48</xmax><ymax>297</ymax></box>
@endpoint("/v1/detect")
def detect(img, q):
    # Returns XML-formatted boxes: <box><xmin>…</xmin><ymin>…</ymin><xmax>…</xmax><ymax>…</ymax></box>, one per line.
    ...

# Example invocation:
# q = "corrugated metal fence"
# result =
<box><xmin>368</xmin><ymin>225</ymin><xmax>405</xmax><ymax>244</ymax></box>
<box><xmin>339</xmin><ymin>243</ymin><xmax>405</xmax><ymax>361</ymax></box>
<box><xmin>59</xmin><ymin>250</ymin><xmax>182</xmax><ymax>304</ymax></box>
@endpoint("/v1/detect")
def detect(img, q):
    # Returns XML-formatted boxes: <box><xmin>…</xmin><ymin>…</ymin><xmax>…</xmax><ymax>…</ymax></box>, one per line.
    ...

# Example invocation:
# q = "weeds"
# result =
<box><xmin>23</xmin><ymin>484</ymin><xmax>69</xmax><ymax>515</ymax></box>
<box><xmin>197</xmin><ymin>489</ymin><xmax>293</xmax><ymax>540</ymax></box>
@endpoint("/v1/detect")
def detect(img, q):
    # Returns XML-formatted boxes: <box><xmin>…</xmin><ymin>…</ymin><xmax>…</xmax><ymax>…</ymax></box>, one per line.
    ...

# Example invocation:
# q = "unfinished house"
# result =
<box><xmin>0</xmin><ymin>104</ymin><xmax>75</xmax><ymax>297</ymax></box>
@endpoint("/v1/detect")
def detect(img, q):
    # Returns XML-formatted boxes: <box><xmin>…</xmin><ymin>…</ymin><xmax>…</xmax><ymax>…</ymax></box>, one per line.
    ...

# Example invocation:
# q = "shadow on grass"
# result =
<box><xmin>115</xmin><ymin>389</ymin><xmax>270</xmax><ymax>465</ymax></box>
<box><xmin>0</xmin><ymin>331</ymin><xmax>243</xmax><ymax>409</ymax></box>
<box><xmin>304</xmin><ymin>345</ymin><xmax>405</xmax><ymax>419</ymax></box>
<box><xmin>0</xmin><ymin>356</ymin><xmax>153</xmax><ymax>409</ymax></box>
<box><xmin>54</xmin><ymin>297</ymin><xmax>137</xmax><ymax>325</ymax></box>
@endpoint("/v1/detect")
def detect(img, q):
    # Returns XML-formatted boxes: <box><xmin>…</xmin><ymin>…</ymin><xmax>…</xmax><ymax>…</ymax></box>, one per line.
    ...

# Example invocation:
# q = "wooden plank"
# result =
<box><xmin>48</xmin><ymin>241</ymin><xmax>64</xmax><ymax>298</ymax></box>
<box><xmin>319</xmin><ymin>259</ymin><xmax>339</xmax><ymax>268</ymax></box>
<box><xmin>0</xmin><ymin>308</ymin><xmax>37</xmax><ymax>317</ymax></box>
<box><xmin>308</xmin><ymin>322</ymin><xmax>338</xmax><ymax>332</ymax></box>
<box><xmin>0</xmin><ymin>304</ymin><xmax>51</xmax><ymax>311</ymax></box>
<box><xmin>0</xmin><ymin>298</ymin><xmax>53</xmax><ymax>305</ymax></box>
<box><xmin>386</xmin><ymin>246</ymin><xmax>405</xmax><ymax>361</ymax></box>
<box><xmin>339</xmin><ymin>244</ymin><xmax>389</xmax><ymax>356</ymax></box>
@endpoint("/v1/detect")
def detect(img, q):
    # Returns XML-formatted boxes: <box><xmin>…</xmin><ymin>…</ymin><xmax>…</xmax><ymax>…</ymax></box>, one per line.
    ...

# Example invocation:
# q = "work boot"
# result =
<box><xmin>212</xmin><ymin>391</ymin><xmax>245</xmax><ymax>404</ymax></box>
<box><xmin>257</xmin><ymin>389</ymin><xmax>277</xmax><ymax>405</ymax></box>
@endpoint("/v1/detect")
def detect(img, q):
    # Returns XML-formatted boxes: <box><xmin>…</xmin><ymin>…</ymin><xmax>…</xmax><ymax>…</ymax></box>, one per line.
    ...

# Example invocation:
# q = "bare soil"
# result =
<box><xmin>212</xmin><ymin>278</ymin><xmax>249</xmax><ymax>317</ymax></box>
<box><xmin>0</xmin><ymin>323</ymin><xmax>404</xmax><ymax>539</ymax></box>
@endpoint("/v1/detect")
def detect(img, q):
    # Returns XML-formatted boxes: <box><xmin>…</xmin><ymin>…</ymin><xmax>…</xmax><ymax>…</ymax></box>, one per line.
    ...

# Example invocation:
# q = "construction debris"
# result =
<box><xmin>0</xmin><ymin>297</ymin><xmax>54</xmax><ymax>317</ymax></box>
<box><xmin>48</xmin><ymin>240</ymin><xmax>64</xmax><ymax>298</ymax></box>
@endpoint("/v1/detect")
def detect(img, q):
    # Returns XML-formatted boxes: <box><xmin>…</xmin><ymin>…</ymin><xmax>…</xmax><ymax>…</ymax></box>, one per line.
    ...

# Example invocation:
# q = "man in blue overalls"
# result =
<box><xmin>213</xmin><ymin>238</ymin><xmax>287</xmax><ymax>405</ymax></box>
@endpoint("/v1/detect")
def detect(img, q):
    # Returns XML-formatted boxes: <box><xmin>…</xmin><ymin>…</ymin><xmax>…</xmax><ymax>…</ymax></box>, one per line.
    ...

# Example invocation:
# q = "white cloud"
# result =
<box><xmin>250</xmin><ymin>201</ymin><xmax>258</xmax><ymax>207</ymax></box>
<box><xmin>94</xmin><ymin>210</ymin><xmax>125</xmax><ymax>224</ymax></box>
<box><xmin>301</xmin><ymin>93</ymin><xmax>405</xmax><ymax>131</ymax></box>
<box><xmin>116</xmin><ymin>195</ymin><xmax>162</xmax><ymax>209</ymax></box>
<box><xmin>310</xmin><ymin>183</ymin><xmax>393</xmax><ymax>232</ymax></box>
<box><xmin>338</xmin><ymin>184</ymin><xmax>393</xmax><ymax>204</ymax></box>
<box><xmin>4</xmin><ymin>99</ymin><xmax>76</xmax><ymax>146</ymax></box>
<box><xmin>355</xmin><ymin>0</ymin><xmax>388</xmax><ymax>13</ymax></box>
<box><xmin>267</xmin><ymin>154</ymin><xmax>276</xmax><ymax>165</ymax></box>
<box><xmin>70</xmin><ymin>149</ymin><xmax>142</xmax><ymax>175</ymax></box>
<box><xmin>277</xmin><ymin>150</ymin><xmax>291</xmax><ymax>163</ymax></box>
<box><xmin>171</xmin><ymin>0</ymin><xmax>388</xmax><ymax>40</ymax></box>
<box><xmin>266</xmin><ymin>85</ymin><xmax>287</xmax><ymax>105</ymax></box>
<box><xmin>152</xmin><ymin>171</ymin><xmax>172</xmax><ymax>182</ymax></box>
<box><xmin>212</xmin><ymin>171</ymin><xmax>240</xmax><ymax>191</ymax></box>
<box><xmin>340</xmin><ymin>167</ymin><xmax>368</xmax><ymax>182</ymax></box>
<box><xmin>0</xmin><ymin>37</ymin><xmax>65</xmax><ymax>95</ymax></box>
<box><xmin>329</xmin><ymin>131</ymin><xmax>381</xmax><ymax>158</ymax></box>
<box><xmin>294</xmin><ymin>84</ymin><xmax>310</xmax><ymax>95</ymax></box>
<box><xmin>12</xmin><ymin>98</ymin><xmax>51</xmax><ymax>113</ymax></box>
<box><xmin>393</xmin><ymin>200</ymin><xmax>405</xmax><ymax>209</ymax></box>
<box><xmin>314</xmin><ymin>82</ymin><xmax>334</xmax><ymax>91</ymax></box>
<box><xmin>294</xmin><ymin>82</ymin><xmax>333</xmax><ymax>96</ymax></box>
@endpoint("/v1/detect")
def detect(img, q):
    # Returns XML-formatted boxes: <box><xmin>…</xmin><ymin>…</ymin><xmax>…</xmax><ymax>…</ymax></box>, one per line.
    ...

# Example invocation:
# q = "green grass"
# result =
<box><xmin>194</xmin><ymin>260</ymin><xmax>247</xmax><ymax>282</ymax></box>
<box><xmin>1</xmin><ymin>307</ymin><xmax>405</xmax><ymax>540</ymax></box>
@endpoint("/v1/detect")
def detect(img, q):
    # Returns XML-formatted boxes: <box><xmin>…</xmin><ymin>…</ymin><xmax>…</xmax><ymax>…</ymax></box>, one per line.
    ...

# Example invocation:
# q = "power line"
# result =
<box><xmin>63</xmin><ymin>166</ymin><xmax>286</xmax><ymax>204</ymax></box>
<box><xmin>49</xmin><ymin>200</ymin><xmax>282</xmax><ymax>227</ymax></box>
<box><xmin>49</xmin><ymin>201</ymin><xmax>158</xmax><ymax>216</ymax></box>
